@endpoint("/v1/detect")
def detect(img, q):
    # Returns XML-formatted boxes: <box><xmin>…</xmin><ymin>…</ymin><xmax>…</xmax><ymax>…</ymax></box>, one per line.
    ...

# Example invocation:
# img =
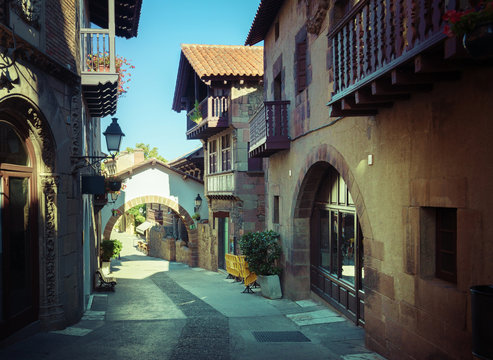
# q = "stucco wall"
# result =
<box><xmin>261</xmin><ymin>0</ymin><xmax>493</xmax><ymax>359</ymax></box>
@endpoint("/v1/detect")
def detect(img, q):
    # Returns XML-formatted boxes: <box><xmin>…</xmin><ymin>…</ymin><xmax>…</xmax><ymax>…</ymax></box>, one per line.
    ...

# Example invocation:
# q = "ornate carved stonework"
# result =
<box><xmin>306</xmin><ymin>0</ymin><xmax>330</xmax><ymax>35</ymax></box>
<box><xmin>11</xmin><ymin>0</ymin><xmax>41</xmax><ymax>29</ymax></box>
<box><xmin>70</xmin><ymin>91</ymin><xmax>83</xmax><ymax>171</ymax></box>
<box><xmin>26</xmin><ymin>106</ymin><xmax>56</xmax><ymax>172</ymax></box>
<box><xmin>41</xmin><ymin>175</ymin><xmax>59</xmax><ymax>306</ymax></box>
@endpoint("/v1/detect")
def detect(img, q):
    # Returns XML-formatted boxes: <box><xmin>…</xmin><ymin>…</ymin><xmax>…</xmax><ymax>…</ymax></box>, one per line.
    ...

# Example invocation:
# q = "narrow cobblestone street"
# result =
<box><xmin>0</xmin><ymin>233</ymin><xmax>383</xmax><ymax>360</ymax></box>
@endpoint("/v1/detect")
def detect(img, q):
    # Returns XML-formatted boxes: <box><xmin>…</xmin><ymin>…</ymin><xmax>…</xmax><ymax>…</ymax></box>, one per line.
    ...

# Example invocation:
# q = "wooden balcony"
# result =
<box><xmin>206</xmin><ymin>171</ymin><xmax>235</xmax><ymax>197</ymax></box>
<box><xmin>249</xmin><ymin>101</ymin><xmax>290</xmax><ymax>158</ymax></box>
<box><xmin>327</xmin><ymin>0</ymin><xmax>466</xmax><ymax>116</ymax></box>
<box><xmin>186</xmin><ymin>96</ymin><xmax>229</xmax><ymax>140</ymax></box>
<box><xmin>81</xmin><ymin>28</ymin><xmax>119</xmax><ymax>118</ymax></box>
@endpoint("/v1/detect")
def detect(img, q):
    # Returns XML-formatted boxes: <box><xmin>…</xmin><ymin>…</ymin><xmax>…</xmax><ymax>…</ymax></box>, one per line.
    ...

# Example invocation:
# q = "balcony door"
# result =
<box><xmin>0</xmin><ymin>121</ymin><xmax>38</xmax><ymax>339</ymax></box>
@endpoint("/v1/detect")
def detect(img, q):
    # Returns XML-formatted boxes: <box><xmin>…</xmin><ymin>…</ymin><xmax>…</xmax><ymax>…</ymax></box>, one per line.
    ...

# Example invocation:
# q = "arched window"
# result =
<box><xmin>311</xmin><ymin>165</ymin><xmax>364</xmax><ymax>324</ymax></box>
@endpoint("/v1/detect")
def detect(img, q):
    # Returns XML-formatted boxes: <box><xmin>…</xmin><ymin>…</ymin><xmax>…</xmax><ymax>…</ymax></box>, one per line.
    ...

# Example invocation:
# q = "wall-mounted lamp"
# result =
<box><xmin>72</xmin><ymin>117</ymin><xmax>125</xmax><ymax>172</ymax></box>
<box><xmin>194</xmin><ymin>193</ymin><xmax>202</xmax><ymax>213</ymax></box>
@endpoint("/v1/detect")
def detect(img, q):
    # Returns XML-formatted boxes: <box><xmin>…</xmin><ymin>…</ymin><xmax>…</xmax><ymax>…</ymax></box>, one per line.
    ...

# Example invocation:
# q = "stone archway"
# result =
<box><xmin>103</xmin><ymin>195</ymin><xmax>198</xmax><ymax>267</ymax></box>
<box><xmin>285</xmin><ymin>143</ymin><xmax>373</xmax><ymax>309</ymax></box>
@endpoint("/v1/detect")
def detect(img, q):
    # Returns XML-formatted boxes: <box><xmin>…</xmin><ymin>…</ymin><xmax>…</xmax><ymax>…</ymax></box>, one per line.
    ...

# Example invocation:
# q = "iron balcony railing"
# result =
<box><xmin>249</xmin><ymin>100</ymin><xmax>290</xmax><ymax>158</ymax></box>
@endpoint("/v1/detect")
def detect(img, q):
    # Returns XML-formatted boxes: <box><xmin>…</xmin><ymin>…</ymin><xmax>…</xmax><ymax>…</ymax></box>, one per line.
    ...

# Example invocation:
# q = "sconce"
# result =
<box><xmin>72</xmin><ymin>118</ymin><xmax>125</xmax><ymax>172</ymax></box>
<box><xmin>194</xmin><ymin>194</ymin><xmax>202</xmax><ymax>213</ymax></box>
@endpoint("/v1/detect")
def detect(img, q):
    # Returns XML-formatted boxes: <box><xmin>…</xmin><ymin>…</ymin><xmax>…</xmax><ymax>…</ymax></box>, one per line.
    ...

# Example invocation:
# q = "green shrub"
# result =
<box><xmin>101</xmin><ymin>239</ymin><xmax>123</xmax><ymax>261</ymax></box>
<box><xmin>239</xmin><ymin>230</ymin><xmax>282</xmax><ymax>276</ymax></box>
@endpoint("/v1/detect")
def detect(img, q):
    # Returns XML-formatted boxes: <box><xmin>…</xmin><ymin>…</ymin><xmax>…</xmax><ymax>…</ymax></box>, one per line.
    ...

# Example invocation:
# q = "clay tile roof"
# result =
<box><xmin>181</xmin><ymin>44</ymin><xmax>263</xmax><ymax>79</ymax></box>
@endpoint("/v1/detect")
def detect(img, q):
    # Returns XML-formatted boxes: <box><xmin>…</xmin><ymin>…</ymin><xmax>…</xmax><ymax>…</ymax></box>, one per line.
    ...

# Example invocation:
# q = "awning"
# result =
<box><xmin>136</xmin><ymin>221</ymin><xmax>153</xmax><ymax>235</ymax></box>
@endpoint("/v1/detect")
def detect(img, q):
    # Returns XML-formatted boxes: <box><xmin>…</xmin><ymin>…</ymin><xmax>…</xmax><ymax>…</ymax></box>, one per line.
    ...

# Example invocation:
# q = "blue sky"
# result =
<box><xmin>104</xmin><ymin>1</ymin><xmax>261</xmax><ymax>162</ymax></box>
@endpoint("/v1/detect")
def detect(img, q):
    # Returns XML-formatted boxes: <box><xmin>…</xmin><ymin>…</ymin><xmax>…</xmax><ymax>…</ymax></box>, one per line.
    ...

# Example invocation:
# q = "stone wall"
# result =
<box><xmin>148</xmin><ymin>226</ymin><xmax>176</xmax><ymax>261</ymax></box>
<box><xmin>197</xmin><ymin>222</ymin><xmax>217</xmax><ymax>271</ymax></box>
<box><xmin>260</xmin><ymin>0</ymin><xmax>493</xmax><ymax>359</ymax></box>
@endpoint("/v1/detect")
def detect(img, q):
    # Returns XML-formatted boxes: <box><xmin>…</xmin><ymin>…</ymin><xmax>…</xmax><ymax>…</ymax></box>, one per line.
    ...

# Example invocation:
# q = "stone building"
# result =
<box><xmin>172</xmin><ymin>44</ymin><xmax>265</xmax><ymax>271</ymax></box>
<box><xmin>0</xmin><ymin>0</ymin><xmax>141</xmax><ymax>341</ymax></box>
<box><xmin>246</xmin><ymin>0</ymin><xmax>493</xmax><ymax>359</ymax></box>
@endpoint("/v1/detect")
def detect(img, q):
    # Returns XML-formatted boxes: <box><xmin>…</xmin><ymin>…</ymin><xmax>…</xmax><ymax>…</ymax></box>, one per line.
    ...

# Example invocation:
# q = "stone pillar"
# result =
<box><xmin>39</xmin><ymin>175</ymin><xmax>66</xmax><ymax>330</ymax></box>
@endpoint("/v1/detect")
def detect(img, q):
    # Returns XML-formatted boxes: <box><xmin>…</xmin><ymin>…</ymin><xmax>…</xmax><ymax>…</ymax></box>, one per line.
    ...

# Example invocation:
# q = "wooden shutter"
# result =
<box><xmin>296</xmin><ymin>40</ymin><xmax>307</xmax><ymax>93</ymax></box>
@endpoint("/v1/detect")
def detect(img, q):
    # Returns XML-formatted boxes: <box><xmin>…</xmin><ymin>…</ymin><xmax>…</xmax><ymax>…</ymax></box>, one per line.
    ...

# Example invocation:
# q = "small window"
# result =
<box><xmin>436</xmin><ymin>208</ymin><xmax>457</xmax><ymax>283</ymax></box>
<box><xmin>273</xmin><ymin>196</ymin><xmax>280</xmax><ymax>224</ymax></box>
<box><xmin>221</xmin><ymin>134</ymin><xmax>231</xmax><ymax>171</ymax></box>
<box><xmin>275</xmin><ymin>21</ymin><xmax>280</xmax><ymax>41</ymax></box>
<box><xmin>209</xmin><ymin>140</ymin><xmax>217</xmax><ymax>174</ymax></box>
<box><xmin>296</xmin><ymin>39</ymin><xmax>307</xmax><ymax>93</ymax></box>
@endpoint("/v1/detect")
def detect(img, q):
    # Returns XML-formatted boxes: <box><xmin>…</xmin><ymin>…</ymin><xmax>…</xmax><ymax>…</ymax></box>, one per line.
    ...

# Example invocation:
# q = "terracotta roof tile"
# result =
<box><xmin>181</xmin><ymin>44</ymin><xmax>263</xmax><ymax>79</ymax></box>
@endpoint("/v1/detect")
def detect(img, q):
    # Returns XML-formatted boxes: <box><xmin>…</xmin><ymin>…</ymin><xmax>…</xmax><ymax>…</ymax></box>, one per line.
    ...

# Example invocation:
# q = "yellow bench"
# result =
<box><xmin>237</xmin><ymin>255</ymin><xmax>258</xmax><ymax>293</ymax></box>
<box><xmin>225</xmin><ymin>254</ymin><xmax>240</xmax><ymax>280</ymax></box>
<box><xmin>224</xmin><ymin>254</ymin><xmax>258</xmax><ymax>293</ymax></box>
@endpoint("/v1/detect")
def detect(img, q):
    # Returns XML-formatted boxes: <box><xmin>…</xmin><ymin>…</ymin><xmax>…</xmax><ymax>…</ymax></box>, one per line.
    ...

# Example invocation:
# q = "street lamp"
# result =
<box><xmin>103</xmin><ymin>118</ymin><xmax>125</xmax><ymax>156</ymax></box>
<box><xmin>72</xmin><ymin>117</ymin><xmax>125</xmax><ymax>171</ymax></box>
<box><xmin>194</xmin><ymin>194</ymin><xmax>202</xmax><ymax>213</ymax></box>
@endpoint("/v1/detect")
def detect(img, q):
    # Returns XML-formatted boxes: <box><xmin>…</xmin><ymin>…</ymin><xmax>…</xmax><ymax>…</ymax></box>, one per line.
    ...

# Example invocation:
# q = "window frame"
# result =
<box><xmin>435</xmin><ymin>208</ymin><xmax>457</xmax><ymax>283</ymax></box>
<box><xmin>221</xmin><ymin>134</ymin><xmax>231</xmax><ymax>172</ymax></box>
<box><xmin>208</xmin><ymin>139</ymin><xmax>217</xmax><ymax>174</ymax></box>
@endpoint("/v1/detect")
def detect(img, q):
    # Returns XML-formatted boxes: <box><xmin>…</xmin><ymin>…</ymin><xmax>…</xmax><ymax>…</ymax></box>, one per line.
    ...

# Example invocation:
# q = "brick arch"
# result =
<box><xmin>291</xmin><ymin>143</ymin><xmax>373</xmax><ymax>241</ymax></box>
<box><xmin>282</xmin><ymin>143</ymin><xmax>373</xmax><ymax>299</ymax></box>
<box><xmin>103</xmin><ymin>195</ymin><xmax>198</xmax><ymax>267</ymax></box>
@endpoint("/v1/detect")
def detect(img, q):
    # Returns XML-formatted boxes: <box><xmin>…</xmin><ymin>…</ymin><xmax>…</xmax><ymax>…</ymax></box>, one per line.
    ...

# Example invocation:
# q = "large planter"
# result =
<box><xmin>101</xmin><ymin>260</ymin><xmax>111</xmax><ymax>275</ymax></box>
<box><xmin>463</xmin><ymin>22</ymin><xmax>493</xmax><ymax>58</ymax></box>
<box><xmin>257</xmin><ymin>274</ymin><xmax>282</xmax><ymax>299</ymax></box>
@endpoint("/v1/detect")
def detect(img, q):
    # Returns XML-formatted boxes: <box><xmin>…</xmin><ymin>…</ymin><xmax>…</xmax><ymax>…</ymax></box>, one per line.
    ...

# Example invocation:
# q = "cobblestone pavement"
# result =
<box><xmin>0</xmin><ymin>232</ymin><xmax>385</xmax><ymax>360</ymax></box>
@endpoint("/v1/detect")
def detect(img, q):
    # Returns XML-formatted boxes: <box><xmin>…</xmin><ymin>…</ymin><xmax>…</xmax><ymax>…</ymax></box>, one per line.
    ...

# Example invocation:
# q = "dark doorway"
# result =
<box><xmin>217</xmin><ymin>217</ymin><xmax>229</xmax><ymax>270</ymax></box>
<box><xmin>0</xmin><ymin>121</ymin><xmax>38</xmax><ymax>340</ymax></box>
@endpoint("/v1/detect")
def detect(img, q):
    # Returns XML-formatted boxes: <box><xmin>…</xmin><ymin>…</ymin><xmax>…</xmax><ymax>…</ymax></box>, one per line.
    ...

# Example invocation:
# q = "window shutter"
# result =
<box><xmin>296</xmin><ymin>40</ymin><xmax>307</xmax><ymax>93</ymax></box>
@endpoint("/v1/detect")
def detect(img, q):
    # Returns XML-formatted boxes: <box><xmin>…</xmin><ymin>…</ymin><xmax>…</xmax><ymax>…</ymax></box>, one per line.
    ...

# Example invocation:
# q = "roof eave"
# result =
<box><xmin>245</xmin><ymin>0</ymin><xmax>285</xmax><ymax>46</ymax></box>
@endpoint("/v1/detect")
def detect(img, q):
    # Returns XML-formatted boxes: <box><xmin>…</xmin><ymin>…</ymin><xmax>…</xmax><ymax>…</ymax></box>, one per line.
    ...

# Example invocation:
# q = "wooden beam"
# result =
<box><xmin>330</xmin><ymin>102</ymin><xmax>378</xmax><ymax>117</ymax></box>
<box><xmin>355</xmin><ymin>88</ymin><xmax>409</xmax><ymax>104</ymax></box>
<box><xmin>371</xmin><ymin>79</ymin><xmax>432</xmax><ymax>96</ymax></box>
<box><xmin>414</xmin><ymin>54</ymin><xmax>459</xmax><ymax>73</ymax></box>
<box><xmin>393</xmin><ymin>69</ymin><xmax>461</xmax><ymax>84</ymax></box>
<box><xmin>342</xmin><ymin>96</ymin><xmax>392</xmax><ymax>110</ymax></box>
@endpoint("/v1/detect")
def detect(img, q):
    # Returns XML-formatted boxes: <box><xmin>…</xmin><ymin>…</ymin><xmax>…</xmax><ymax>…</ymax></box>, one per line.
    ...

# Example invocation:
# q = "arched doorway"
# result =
<box><xmin>309</xmin><ymin>163</ymin><xmax>364</xmax><ymax>325</ymax></box>
<box><xmin>0</xmin><ymin>120</ymin><xmax>39</xmax><ymax>338</ymax></box>
<box><xmin>292</xmin><ymin>144</ymin><xmax>371</xmax><ymax>326</ymax></box>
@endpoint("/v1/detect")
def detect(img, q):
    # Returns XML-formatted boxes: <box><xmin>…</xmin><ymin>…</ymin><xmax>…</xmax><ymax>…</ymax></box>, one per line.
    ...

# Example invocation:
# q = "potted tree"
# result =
<box><xmin>239</xmin><ymin>230</ymin><xmax>282</xmax><ymax>299</ymax></box>
<box><xmin>100</xmin><ymin>239</ymin><xmax>123</xmax><ymax>274</ymax></box>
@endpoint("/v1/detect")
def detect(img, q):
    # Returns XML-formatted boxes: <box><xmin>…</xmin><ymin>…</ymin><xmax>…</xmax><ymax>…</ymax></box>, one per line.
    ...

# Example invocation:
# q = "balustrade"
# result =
<box><xmin>328</xmin><ymin>0</ymin><xmax>458</xmax><ymax>103</ymax></box>
<box><xmin>207</xmin><ymin>172</ymin><xmax>235</xmax><ymax>194</ymax></box>
<box><xmin>249</xmin><ymin>101</ymin><xmax>290</xmax><ymax>158</ymax></box>
<box><xmin>186</xmin><ymin>96</ymin><xmax>229</xmax><ymax>132</ymax></box>
<box><xmin>81</xmin><ymin>29</ymin><xmax>116</xmax><ymax>74</ymax></box>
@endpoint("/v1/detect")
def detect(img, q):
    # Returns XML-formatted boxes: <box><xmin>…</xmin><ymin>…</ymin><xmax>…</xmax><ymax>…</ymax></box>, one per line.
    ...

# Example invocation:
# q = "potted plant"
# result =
<box><xmin>105</xmin><ymin>177</ymin><xmax>122</xmax><ymax>192</ymax></box>
<box><xmin>192</xmin><ymin>212</ymin><xmax>201</xmax><ymax>221</ymax></box>
<box><xmin>86</xmin><ymin>53</ymin><xmax>134</xmax><ymax>96</ymax></box>
<box><xmin>239</xmin><ymin>230</ymin><xmax>282</xmax><ymax>299</ymax></box>
<box><xmin>100</xmin><ymin>239</ymin><xmax>123</xmax><ymax>273</ymax></box>
<box><xmin>443</xmin><ymin>0</ymin><xmax>493</xmax><ymax>58</ymax></box>
<box><xmin>190</xmin><ymin>100</ymin><xmax>202</xmax><ymax>124</ymax></box>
